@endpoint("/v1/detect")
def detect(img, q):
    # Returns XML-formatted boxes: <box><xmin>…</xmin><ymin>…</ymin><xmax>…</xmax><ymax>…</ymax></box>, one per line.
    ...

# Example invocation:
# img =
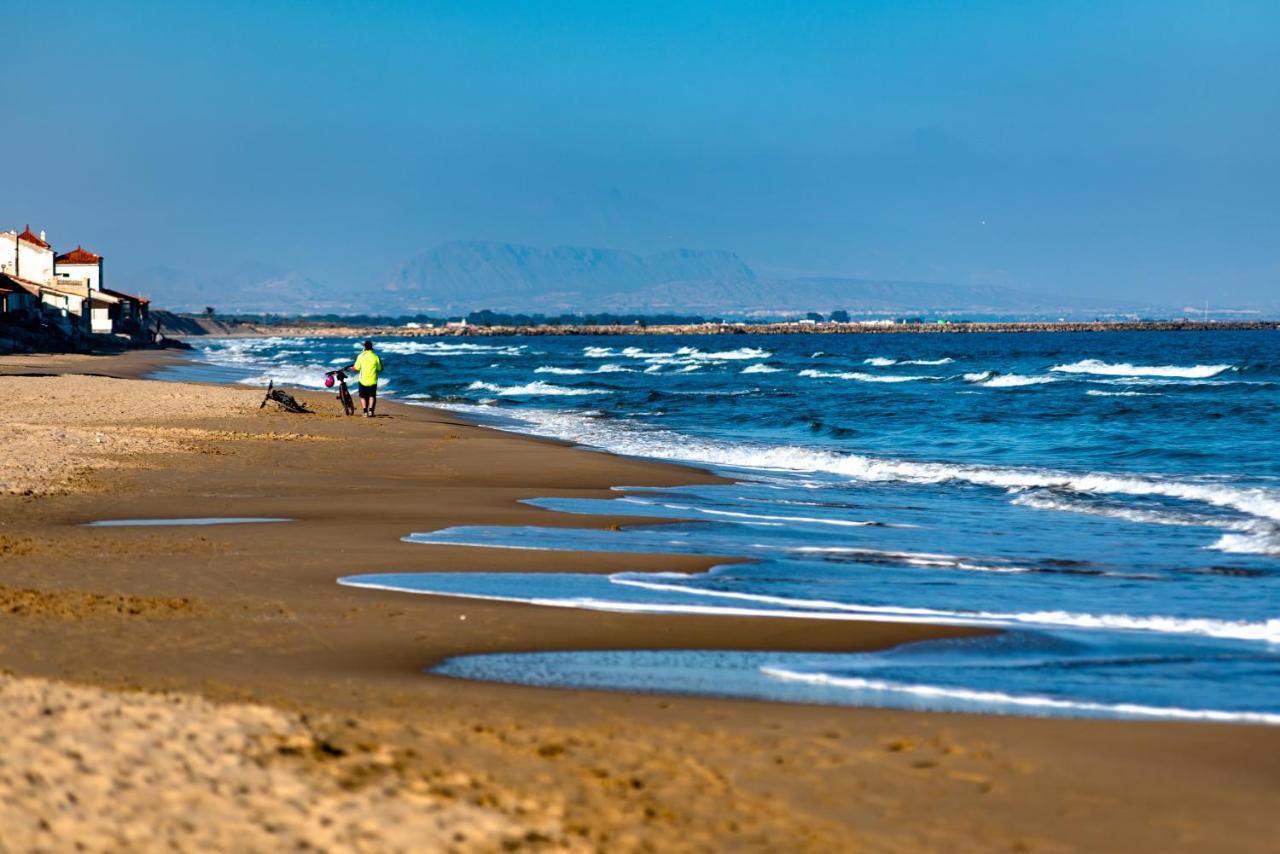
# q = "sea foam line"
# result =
<box><xmin>339</xmin><ymin>570</ymin><xmax>1280</xmax><ymax>643</ymax></box>
<box><xmin>758</xmin><ymin>668</ymin><xmax>1280</xmax><ymax>724</ymax></box>
<box><xmin>608</xmin><ymin>573</ymin><xmax>1280</xmax><ymax>642</ymax></box>
<box><xmin>417</xmin><ymin>403</ymin><xmax>1280</xmax><ymax>525</ymax></box>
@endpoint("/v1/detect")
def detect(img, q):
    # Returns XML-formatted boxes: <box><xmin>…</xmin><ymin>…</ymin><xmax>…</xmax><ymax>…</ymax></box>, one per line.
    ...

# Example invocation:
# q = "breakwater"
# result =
<box><xmin>167</xmin><ymin>318</ymin><xmax>1280</xmax><ymax>339</ymax></box>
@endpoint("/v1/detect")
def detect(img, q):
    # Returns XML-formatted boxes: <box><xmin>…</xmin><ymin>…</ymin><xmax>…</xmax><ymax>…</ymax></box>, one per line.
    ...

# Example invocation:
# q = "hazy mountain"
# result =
<box><xmin>120</xmin><ymin>241</ymin><xmax>1176</xmax><ymax>317</ymax></box>
<box><xmin>120</xmin><ymin>262</ymin><xmax>352</xmax><ymax>314</ymax></box>
<box><xmin>379</xmin><ymin>243</ymin><xmax>1161</xmax><ymax>315</ymax></box>
<box><xmin>383</xmin><ymin>241</ymin><xmax>757</xmax><ymax>311</ymax></box>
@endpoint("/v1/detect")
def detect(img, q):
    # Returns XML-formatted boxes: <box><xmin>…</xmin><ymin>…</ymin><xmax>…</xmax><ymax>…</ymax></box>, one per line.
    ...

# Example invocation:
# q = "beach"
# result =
<box><xmin>2</xmin><ymin>351</ymin><xmax>1278</xmax><ymax>852</ymax></box>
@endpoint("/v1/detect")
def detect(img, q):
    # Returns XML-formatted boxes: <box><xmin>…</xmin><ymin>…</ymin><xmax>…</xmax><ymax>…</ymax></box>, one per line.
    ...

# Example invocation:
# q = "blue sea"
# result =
<box><xmin>172</xmin><ymin>330</ymin><xmax>1280</xmax><ymax>723</ymax></box>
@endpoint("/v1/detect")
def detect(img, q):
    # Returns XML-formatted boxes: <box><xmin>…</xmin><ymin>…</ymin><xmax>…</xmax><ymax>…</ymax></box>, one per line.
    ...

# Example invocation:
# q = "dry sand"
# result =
<box><xmin>0</xmin><ymin>672</ymin><xmax>561</xmax><ymax>852</ymax></box>
<box><xmin>1</xmin><ymin>351</ymin><xmax>1278</xmax><ymax>852</ymax></box>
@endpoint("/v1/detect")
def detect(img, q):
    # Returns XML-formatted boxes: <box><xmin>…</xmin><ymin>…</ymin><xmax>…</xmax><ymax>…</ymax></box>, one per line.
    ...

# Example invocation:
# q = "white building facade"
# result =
<box><xmin>0</xmin><ymin>226</ymin><xmax>55</xmax><ymax>285</ymax></box>
<box><xmin>54</xmin><ymin>246</ymin><xmax>111</xmax><ymax>332</ymax></box>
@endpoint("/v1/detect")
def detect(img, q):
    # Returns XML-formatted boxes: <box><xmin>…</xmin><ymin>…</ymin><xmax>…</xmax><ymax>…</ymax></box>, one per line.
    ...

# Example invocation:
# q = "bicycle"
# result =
<box><xmin>325</xmin><ymin>370</ymin><xmax>356</xmax><ymax>416</ymax></box>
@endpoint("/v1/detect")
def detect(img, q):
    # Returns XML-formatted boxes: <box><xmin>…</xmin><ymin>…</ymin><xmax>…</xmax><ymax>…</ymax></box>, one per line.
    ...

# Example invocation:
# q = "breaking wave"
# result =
<box><xmin>465</xmin><ymin>381</ymin><xmax>611</xmax><ymax>397</ymax></box>
<box><xmin>798</xmin><ymin>369</ymin><xmax>934</xmax><ymax>383</ymax></box>
<box><xmin>1052</xmin><ymin>360</ymin><xmax>1235</xmax><ymax>378</ymax></box>
<box><xmin>865</xmin><ymin>357</ymin><xmax>955</xmax><ymax>366</ymax></box>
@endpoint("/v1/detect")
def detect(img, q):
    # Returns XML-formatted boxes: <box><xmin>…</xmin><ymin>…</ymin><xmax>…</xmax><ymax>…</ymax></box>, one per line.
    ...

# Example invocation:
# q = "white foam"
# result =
<box><xmin>1210</xmin><ymin>522</ymin><xmax>1280</xmax><ymax>556</ymax></box>
<box><xmin>799</xmin><ymin>369</ymin><xmax>933</xmax><ymax>383</ymax></box>
<box><xmin>345</xmin><ymin>567</ymin><xmax>1280</xmax><ymax>643</ymax></box>
<box><xmin>376</xmin><ymin>341</ymin><xmax>525</xmax><ymax>356</ymax></box>
<box><xmin>651</xmin><ymin>502</ymin><xmax>883</xmax><ymax>528</ymax></box>
<box><xmin>979</xmin><ymin>374</ymin><xmax>1058</xmax><ymax>388</ymax></box>
<box><xmin>758</xmin><ymin>669</ymin><xmax>1280</xmax><ymax>725</ymax></box>
<box><xmin>1086</xmin><ymin>390</ymin><xmax>1158</xmax><ymax>397</ymax></box>
<box><xmin>789</xmin><ymin>546</ymin><xmax>1027</xmax><ymax>572</ymax></box>
<box><xmin>465</xmin><ymin>381</ymin><xmax>610</xmax><ymax>397</ymax></box>
<box><xmin>583</xmin><ymin>345</ymin><xmax>770</xmax><ymax>363</ymax></box>
<box><xmin>1010</xmin><ymin>492</ymin><xmax>1218</xmax><ymax>527</ymax></box>
<box><xmin>865</xmin><ymin>357</ymin><xmax>954</xmax><ymax>366</ymax></box>
<box><xmin>236</xmin><ymin>365</ymin><xmax>335</xmax><ymax>389</ymax></box>
<box><xmin>534</xmin><ymin>364</ymin><xmax>635</xmax><ymax>375</ymax></box>
<box><xmin>1052</xmin><ymin>359</ymin><xmax>1234</xmax><ymax>378</ymax></box>
<box><xmin>423</xmin><ymin>403</ymin><xmax>1280</xmax><ymax>525</ymax></box>
<box><xmin>741</xmin><ymin>363</ymin><xmax>783</xmax><ymax>374</ymax></box>
<box><xmin>614</xmin><ymin>574</ymin><xmax>1280</xmax><ymax>640</ymax></box>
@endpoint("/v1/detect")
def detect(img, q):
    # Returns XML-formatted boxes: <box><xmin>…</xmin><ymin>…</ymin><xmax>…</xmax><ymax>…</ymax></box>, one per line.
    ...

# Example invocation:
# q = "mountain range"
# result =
<box><xmin>123</xmin><ymin>241</ymin><xmax>1171</xmax><ymax>318</ymax></box>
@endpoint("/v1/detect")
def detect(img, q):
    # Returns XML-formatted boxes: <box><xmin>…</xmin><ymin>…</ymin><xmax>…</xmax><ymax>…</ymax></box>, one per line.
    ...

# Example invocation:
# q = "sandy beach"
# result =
<box><xmin>2</xmin><ymin>351</ymin><xmax>1278</xmax><ymax>852</ymax></box>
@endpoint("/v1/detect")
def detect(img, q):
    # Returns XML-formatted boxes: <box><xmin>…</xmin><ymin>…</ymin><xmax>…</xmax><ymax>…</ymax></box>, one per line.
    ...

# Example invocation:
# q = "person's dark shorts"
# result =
<box><xmin>358</xmin><ymin>383</ymin><xmax>377</xmax><ymax>400</ymax></box>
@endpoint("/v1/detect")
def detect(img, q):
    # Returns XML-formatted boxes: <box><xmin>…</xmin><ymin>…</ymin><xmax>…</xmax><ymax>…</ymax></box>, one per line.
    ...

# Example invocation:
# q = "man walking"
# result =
<box><xmin>341</xmin><ymin>340</ymin><xmax>383</xmax><ymax>417</ymax></box>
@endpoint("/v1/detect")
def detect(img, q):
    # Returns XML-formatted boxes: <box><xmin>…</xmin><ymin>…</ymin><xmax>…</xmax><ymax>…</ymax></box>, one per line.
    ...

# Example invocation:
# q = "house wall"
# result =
<box><xmin>0</xmin><ymin>234</ymin><xmax>15</xmax><ymax>278</ymax></box>
<box><xmin>1</xmin><ymin>234</ymin><xmax>57</xmax><ymax>286</ymax></box>
<box><xmin>90</xmin><ymin>306</ymin><xmax>113</xmax><ymax>333</ymax></box>
<box><xmin>57</xmin><ymin>261</ymin><xmax>101</xmax><ymax>290</ymax></box>
<box><xmin>18</xmin><ymin>242</ymin><xmax>54</xmax><ymax>285</ymax></box>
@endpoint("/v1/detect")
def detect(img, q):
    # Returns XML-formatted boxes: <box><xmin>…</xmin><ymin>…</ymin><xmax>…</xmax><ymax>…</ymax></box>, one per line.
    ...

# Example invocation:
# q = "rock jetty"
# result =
<box><xmin>163</xmin><ymin>316</ymin><xmax>1280</xmax><ymax>339</ymax></box>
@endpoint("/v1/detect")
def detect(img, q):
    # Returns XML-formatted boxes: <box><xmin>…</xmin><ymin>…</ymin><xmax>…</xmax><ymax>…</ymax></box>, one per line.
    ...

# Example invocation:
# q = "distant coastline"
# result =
<box><xmin>157</xmin><ymin>313</ymin><xmax>1280</xmax><ymax>339</ymax></box>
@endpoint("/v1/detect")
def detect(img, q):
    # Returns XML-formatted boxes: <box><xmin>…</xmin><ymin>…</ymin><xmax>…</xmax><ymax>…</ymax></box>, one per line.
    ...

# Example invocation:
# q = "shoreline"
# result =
<box><xmin>3</xmin><ymin>350</ymin><xmax>1279</xmax><ymax>850</ymax></box>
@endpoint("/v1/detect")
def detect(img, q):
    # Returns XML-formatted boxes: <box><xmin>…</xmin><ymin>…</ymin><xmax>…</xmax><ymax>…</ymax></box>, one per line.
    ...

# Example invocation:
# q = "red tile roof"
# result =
<box><xmin>56</xmin><ymin>245</ymin><xmax>101</xmax><ymax>264</ymax></box>
<box><xmin>17</xmin><ymin>225</ymin><xmax>50</xmax><ymax>249</ymax></box>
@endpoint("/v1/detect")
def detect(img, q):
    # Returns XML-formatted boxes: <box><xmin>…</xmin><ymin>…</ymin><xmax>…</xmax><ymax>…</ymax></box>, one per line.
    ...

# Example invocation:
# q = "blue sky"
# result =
<box><xmin>7</xmin><ymin>1</ymin><xmax>1278</xmax><ymax>305</ymax></box>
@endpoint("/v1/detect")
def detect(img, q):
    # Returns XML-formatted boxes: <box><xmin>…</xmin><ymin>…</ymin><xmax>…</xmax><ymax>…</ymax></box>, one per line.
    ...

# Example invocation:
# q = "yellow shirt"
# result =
<box><xmin>353</xmin><ymin>350</ymin><xmax>382</xmax><ymax>387</ymax></box>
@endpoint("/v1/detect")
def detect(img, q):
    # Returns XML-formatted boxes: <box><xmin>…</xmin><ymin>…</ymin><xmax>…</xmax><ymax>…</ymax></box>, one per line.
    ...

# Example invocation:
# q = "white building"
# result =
<box><xmin>54</xmin><ymin>245</ymin><xmax>112</xmax><ymax>333</ymax></box>
<box><xmin>0</xmin><ymin>225</ymin><xmax>55</xmax><ymax>285</ymax></box>
<box><xmin>55</xmin><ymin>245</ymin><xmax>103</xmax><ymax>290</ymax></box>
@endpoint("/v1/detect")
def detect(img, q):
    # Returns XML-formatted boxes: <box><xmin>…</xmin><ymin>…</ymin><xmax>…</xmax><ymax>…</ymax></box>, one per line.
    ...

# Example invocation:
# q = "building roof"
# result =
<box><xmin>56</xmin><ymin>245</ymin><xmax>101</xmax><ymax>264</ymax></box>
<box><xmin>17</xmin><ymin>225</ymin><xmax>50</xmax><ymax>250</ymax></box>
<box><xmin>0</xmin><ymin>273</ymin><xmax>44</xmax><ymax>297</ymax></box>
<box><xmin>101</xmin><ymin>286</ymin><xmax>149</xmax><ymax>304</ymax></box>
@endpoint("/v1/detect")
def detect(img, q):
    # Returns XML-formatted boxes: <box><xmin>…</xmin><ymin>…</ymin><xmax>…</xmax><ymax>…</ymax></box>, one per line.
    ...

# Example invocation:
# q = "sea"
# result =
<box><xmin>165</xmin><ymin>329</ymin><xmax>1280</xmax><ymax>723</ymax></box>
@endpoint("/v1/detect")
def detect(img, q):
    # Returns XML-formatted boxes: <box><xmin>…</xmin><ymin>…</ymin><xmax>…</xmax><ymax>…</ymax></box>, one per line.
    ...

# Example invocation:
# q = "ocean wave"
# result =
<box><xmin>236</xmin><ymin>365</ymin><xmax>334</xmax><ymax>389</ymax></box>
<box><xmin>1086</xmin><ymin>390</ymin><xmax>1158</xmax><ymax>397</ymax></box>
<box><xmin>648</xmin><ymin>502</ymin><xmax>885</xmax><ymax>528</ymax></box>
<box><xmin>741</xmin><ymin>363</ymin><xmax>783</xmax><ymax>374</ymax></box>
<box><xmin>465</xmin><ymin>381</ymin><xmax>610</xmax><ymax>397</ymax></box>
<box><xmin>865</xmin><ymin>357</ymin><xmax>954</xmax><ymax>366</ymax></box>
<box><xmin>1009</xmin><ymin>491</ymin><xmax>1229</xmax><ymax>528</ymax></box>
<box><xmin>758</xmin><ymin>668</ymin><xmax>1280</xmax><ymax>724</ymax></box>
<box><xmin>978</xmin><ymin>374</ymin><xmax>1058</xmax><ymax>388</ymax></box>
<box><xmin>426</xmin><ymin>404</ymin><xmax>1280</xmax><ymax>523</ymax></box>
<box><xmin>376</xmin><ymin>341</ymin><xmax>526</xmax><ymax>356</ymax></box>
<box><xmin>798</xmin><ymin>369</ymin><xmax>934</xmax><ymax>383</ymax></box>
<box><xmin>1052</xmin><ymin>359</ymin><xmax>1235</xmax><ymax>378</ymax></box>
<box><xmin>583</xmin><ymin>345</ymin><xmax>770</xmax><ymax>363</ymax></box>
<box><xmin>343</xmin><ymin>568</ymin><xmax>1280</xmax><ymax>643</ymax></box>
<box><xmin>534</xmin><ymin>364</ymin><xmax>635</xmax><ymax>375</ymax></box>
<box><xmin>612</xmin><ymin>573</ymin><xmax>1280</xmax><ymax>641</ymax></box>
<box><xmin>1210</xmin><ymin>522</ymin><xmax>1280</xmax><ymax>556</ymax></box>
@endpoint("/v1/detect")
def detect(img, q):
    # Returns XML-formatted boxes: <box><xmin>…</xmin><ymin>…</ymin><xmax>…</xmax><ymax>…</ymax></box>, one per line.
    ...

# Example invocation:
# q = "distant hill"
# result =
<box><xmin>383</xmin><ymin>242</ymin><xmax>758</xmax><ymax>312</ymax></box>
<box><xmin>120</xmin><ymin>241</ymin><xmax>1170</xmax><ymax>317</ymax></box>
<box><xmin>123</xmin><ymin>262</ymin><xmax>357</xmax><ymax>314</ymax></box>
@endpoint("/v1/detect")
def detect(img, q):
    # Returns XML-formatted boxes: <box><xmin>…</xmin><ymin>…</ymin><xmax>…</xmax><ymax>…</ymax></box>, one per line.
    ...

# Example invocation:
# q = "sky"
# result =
<box><xmin>6</xmin><ymin>0</ymin><xmax>1279</xmax><ymax>306</ymax></box>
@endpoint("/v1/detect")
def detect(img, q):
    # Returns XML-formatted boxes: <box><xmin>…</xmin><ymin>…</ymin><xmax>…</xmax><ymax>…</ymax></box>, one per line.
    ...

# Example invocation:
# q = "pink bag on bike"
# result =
<box><xmin>324</xmin><ymin>374</ymin><xmax>335</xmax><ymax>388</ymax></box>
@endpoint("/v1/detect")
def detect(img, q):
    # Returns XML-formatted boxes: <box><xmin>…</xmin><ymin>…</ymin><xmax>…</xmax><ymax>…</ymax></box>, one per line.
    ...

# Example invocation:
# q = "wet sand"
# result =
<box><xmin>1</xmin><ymin>351</ymin><xmax>1278</xmax><ymax>851</ymax></box>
